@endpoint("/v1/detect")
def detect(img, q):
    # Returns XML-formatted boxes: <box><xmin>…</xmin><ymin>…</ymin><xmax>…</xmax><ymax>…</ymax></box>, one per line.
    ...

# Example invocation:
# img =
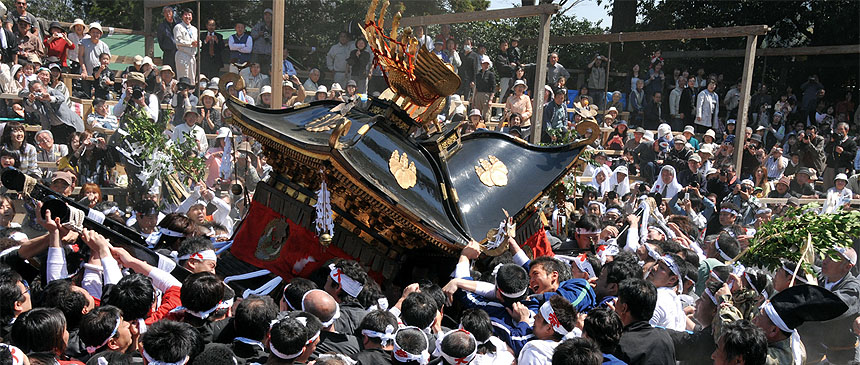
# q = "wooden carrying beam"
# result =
<box><xmin>57</xmin><ymin>21</ymin><xmax>146</xmax><ymax>36</ymax></box>
<box><xmin>662</xmin><ymin>45</ymin><xmax>860</xmax><ymax>58</ymax></box>
<box><xmin>522</xmin><ymin>25</ymin><xmax>769</xmax><ymax>45</ymax></box>
<box><xmin>400</xmin><ymin>4</ymin><xmax>559</xmax><ymax>27</ymax></box>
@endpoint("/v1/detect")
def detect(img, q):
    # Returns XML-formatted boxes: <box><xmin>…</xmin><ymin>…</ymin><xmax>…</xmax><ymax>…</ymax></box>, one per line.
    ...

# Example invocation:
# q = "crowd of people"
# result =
<box><xmin>0</xmin><ymin>1</ymin><xmax>853</xmax><ymax>365</ymax></box>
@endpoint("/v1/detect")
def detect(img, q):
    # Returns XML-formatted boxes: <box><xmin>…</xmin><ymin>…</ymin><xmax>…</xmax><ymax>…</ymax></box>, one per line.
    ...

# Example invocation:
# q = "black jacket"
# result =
<box><xmin>475</xmin><ymin>69</ymin><xmax>496</xmax><ymax>93</ymax></box>
<box><xmin>230</xmin><ymin>339</ymin><xmax>268</xmax><ymax>364</ymax></box>
<box><xmin>495</xmin><ymin>50</ymin><xmax>513</xmax><ymax>78</ymax></box>
<box><xmin>311</xmin><ymin>331</ymin><xmax>361</xmax><ymax>360</ymax></box>
<box><xmin>679</xmin><ymin>88</ymin><xmax>696</xmax><ymax>125</ymax></box>
<box><xmin>668</xmin><ymin>325</ymin><xmax>716</xmax><ymax>365</ymax></box>
<box><xmin>643</xmin><ymin>100</ymin><xmax>663</xmax><ymax>130</ymax></box>
<box><xmin>351</xmin><ymin>348</ymin><xmax>393</xmax><ymax>365</ymax></box>
<box><xmin>615</xmin><ymin>321</ymin><xmax>676</xmax><ymax>365</ymax></box>
<box><xmin>0</xmin><ymin>29</ymin><xmax>17</xmax><ymax>64</ymax></box>
<box><xmin>825</xmin><ymin>135</ymin><xmax>857</xmax><ymax>171</ymax></box>
<box><xmin>333</xmin><ymin>302</ymin><xmax>367</xmax><ymax>336</ymax></box>
<box><xmin>799</xmin><ymin>273</ymin><xmax>860</xmax><ymax>363</ymax></box>
<box><xmin>157</xmin><ymin>20</ymin><xmax>177</xmax><ymax>52</ymax></box>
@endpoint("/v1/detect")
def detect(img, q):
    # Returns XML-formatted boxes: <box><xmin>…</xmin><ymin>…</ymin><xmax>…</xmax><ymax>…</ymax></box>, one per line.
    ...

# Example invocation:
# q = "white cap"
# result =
<box><xmin>684</xmin><ymin>125</ymin><xmax>695</xmax><ymax>134</ymax></box>
<box><xmin>836</xmin><ymin>173</ymin><xmax>849</xmax><ymax>182</ymax></box>
<box><xmin>316</xmin><ymin>85</ymin><xmax>328</xmax><ymax>93</ymax></box>
<box><xmin>259</xmin><ymin>85</ymin><xmax>272</xmax><ymax>96</ymax></box>
<box><xmin>89</xmin><ymin>22</ymin><xmax>103</xmax><ymax>33</ymax></box>
<box><xmin>215</xmin><ymin>127</ymin><xmax>231</xmax><ymax>139</ymax></box>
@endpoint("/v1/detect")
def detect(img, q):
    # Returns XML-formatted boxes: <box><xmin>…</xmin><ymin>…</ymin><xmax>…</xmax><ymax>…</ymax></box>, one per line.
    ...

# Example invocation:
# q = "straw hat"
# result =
<box><xmin>160</xmin><ymin>65</ymin><xmax>175</xmax><ymax>77</ymax></box>
<box><xmin>330</xmin><ymin>83</ymin><xmax>344</xmax><ymax>92</ymax></box>
<box><xmin>126</xmin><ymin>72</ymin><xmax>147</xmax><ymax>87</ymax></box>
<box><xmin>89</xmin><ymin>22</ymin><xmax>103</xmax><ymax>33</ymax></box>
<box><xmin>201</xmin><ymin>89</ymin><xmax>216</xmax><ymax>101</ymax></box>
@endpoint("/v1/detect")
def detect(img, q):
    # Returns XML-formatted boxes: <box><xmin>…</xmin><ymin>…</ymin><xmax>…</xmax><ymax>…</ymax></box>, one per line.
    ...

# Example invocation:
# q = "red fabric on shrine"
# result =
<box><xmin>523</xmin><ymin>227</ymin><xmax>554</xmax><ymax>258</ymax></box>
<box><xmin>231</xmin><ymin>201</ymin><xmax>354</xmax><ymax>280</ymax></box>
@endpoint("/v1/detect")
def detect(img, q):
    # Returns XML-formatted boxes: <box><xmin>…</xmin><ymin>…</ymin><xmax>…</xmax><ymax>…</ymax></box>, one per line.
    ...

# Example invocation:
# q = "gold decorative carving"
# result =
<box><xmin>388</xmin><ymin>150</ymin><xmax>417</xmax><ymax>189</ymax></box>
<box><xmin>475</xmin><ymin>155</ymin><xmax>509</xmax><ymax>187</ymax></box>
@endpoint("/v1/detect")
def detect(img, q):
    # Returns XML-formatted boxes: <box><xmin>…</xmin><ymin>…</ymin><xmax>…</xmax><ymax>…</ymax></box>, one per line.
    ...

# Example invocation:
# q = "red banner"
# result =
<box><xmin>523</xmin><ymin>227</ymin><xmax>554</xmax><ymax>258</ymax></box>
<box><xmin>231</xmin><ymin>201</ymin><xmax>355</xmax><ymax>280</ymax></box>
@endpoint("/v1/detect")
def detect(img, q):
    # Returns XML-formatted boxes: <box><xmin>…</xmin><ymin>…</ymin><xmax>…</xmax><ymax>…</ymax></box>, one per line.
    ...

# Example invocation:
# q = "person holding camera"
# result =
<box><xmin>823</xmin><ymin>122</ymin><xmax>856</xmax><ymax>189</ymax></box>
<box><xmin>251</xmin><ymin>9</ymin><xmax>273</xmax><ymax>74</ymax></box>
<box><xmin>797</xmin><ymin>124</ymin><xmax>826</xmax><ymax>175</ymax></box>
<box><xmin>169</xmin><ymin>77</ymin><xmax>198</xmax><ymax>125</ymax></box>
<box><xmin>19</xmin><ymin>80</ymin><xmax>84</xmax><ymax>139</ymax></box>
<box><xmin>113</xmin><ymin>72</ymin><xmax>160</xmax><ymax>124</ymax></box>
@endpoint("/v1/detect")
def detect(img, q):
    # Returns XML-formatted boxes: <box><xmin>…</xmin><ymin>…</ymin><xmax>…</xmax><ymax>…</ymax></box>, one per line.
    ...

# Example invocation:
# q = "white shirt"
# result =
<box><xmin>472</xmin><ymin>337</ymin><xmax>516</xmax><ymax>365</ymax></box>
<box><xmin>649</xmin><ymin>286</ymin><xmax>686</xmax><ymax>331</ymax></box>
<box><xmin>172</xmin><ymin>122</ymin><xmax>208</xmax><ymax>155</ymax></box>
<box><xmin>517</xmin><ymin>339</ymin><xmax>559</xmax><ymax>365</ymax></box>
<box><xmin>173</xmin><ymin>22</ymin><xmax>199</xmax><ymax>56</ymax></box>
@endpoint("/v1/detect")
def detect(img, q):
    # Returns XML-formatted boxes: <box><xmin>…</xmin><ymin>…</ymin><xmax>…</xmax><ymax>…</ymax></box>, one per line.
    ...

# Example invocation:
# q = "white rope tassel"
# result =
<box><xmin>314</xmin><ymin>170</ymin><xmax>335</xmax><ymax>238</ymax></box>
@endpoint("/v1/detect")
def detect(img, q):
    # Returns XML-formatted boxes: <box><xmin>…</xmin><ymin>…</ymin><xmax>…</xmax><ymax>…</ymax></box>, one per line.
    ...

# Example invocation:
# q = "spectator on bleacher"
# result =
<box><xmin>200</xmin><ymin>18</ymin><xmax>224</xmax><ymax>81</ymax></box>
<box><xmin>170</xmin><ymin>77</ymin><xmax>198</xmax><ymax>125</ymax></box>
<box><xmin>643</xmin><ymin>91</ymin><xmax>663</xmax><ymax>131</ymax></box>
<box><xmin>695</xmin><ymin>79</ymin><xmax>719</xmax><ymax>134</ymax></box>
<box><xmin>822</xmin><ymin>122</ymin><xmax>855</xmax><ymax>189</ymax></box>
<box><xmin>234</xmin><ymin>141</ymin><xmax>261</xmax><ymax>192</ymax></box>
<box><xmin>205</xmin><ymin>127</ymin><xmax>229</xmax><ymax>188</ymax></box>
<box><xmin>666</xmin><ymin>135</ymin><xmax>692</xmax><ymax>173</ymax></box>
<box><xmin>239</xmin><ymin>62</ymin><xmax>269</xmax><ymax>101</ymax></box>
<box><xmin>257</xmin><ymin>85</ymin><xmax>272</xmax><ymax>108</ymax></box>
<box><xmin>199</xmin><ymin>90</ymin><xmax>222</xmax><ymax>134</ymax></box>
<box><xmin>43</xmin><ymin>22</ymin><xmax>74</xmax><ymax>69</ymax></box>
<box><xmin>303</xmin><ymin>68</ymin><xmax>321</xmax><ymax>100</ymax></box>
<box><xmin>327</xmin><ymin>31</ymin><xmax>354</xmax><ymax>89</ymax></box>
<box><xmin>606</xmin><ymin>121</ymin><xmax>629</xmax><ymax>151</ymax></box>
<box><xmin>228</xmin><ymin>22</ymin><xmax>252</xmax><ymax>74</ymax></box>
<box><xmin>1</xmin><ymin>122</ymin><xmax>38</xmax><ymax>177</ymax></box>
<box><xmin>92</xmin><ymin>52</ymin><xmax>116</xmax><ymax>100</ymax></box>
<box><xmin>115</xmin><ymin>72</ymin><xmax>160</xmax><ymax>124</ymax></box>
<box><xmin>679</xmin><ymin>77</ymin><xmax>696</xmax><ymax>128</ymax></box>
<box><xmin>458</xmin><ymin>39</ymin><xmax>479</xmax><ymax>101</ymax></box>
<box><xmin>78</xmin><ymin>22</ymin><xmax>109</xmax><ymax>85</ymax></box>
<box><xmin>4</xmin><ymin>0</ymin><xmax>38</xmax><ymax>37</ymax></box>
<box><xmin>0</xmin><ymin>147</ymin><xmax>19</xmax><ymax>171</ymax></box>
<box><xmin>173</xmin><ymin>8</ymin><xmax>199</xmax><ymax>81</ymax></box>
<box><xmin>120</xmin><ymin>55</ymin><xmax>144</xmax><ymax>78</ymax></box>
<box><xmin>66</xmin><ymin>19</ymin><xmax>86</xmax><ymax>73</ymax></box>
<box><xmin>15</xmin><ymin>17</ymin><xmax>43</xmax><ymax>61</ymax></box>
<box><xmin>0</xmin><ymin>195</ymin><xmax>18</xmax><ymax>230</ymax></box>
<box><xmin>542</xmin><ymin>88</ymin><xmax>568</xmax><ymax>144</ymax></box>
<box><xmin>797</xmin><ymin>125</ymin><xmax>826</xmax><ymax>175</ymax></box>
<box><xmin>251</xmin><ymin>9</ymin><xmax>274</xmax><ymax>74</ymax></box>
<box><xmin>606</xmin><ymin>91</ymin><xmax>623</xmax><ymax>114</ymax></box>
<box><xmin>346</xmin><ymin>39</ymin><xmax>370</xmax><ymax>94</ymax></box>
<box><xmin>495</xmin><ymin>41</ymin><xmax>514</xmax><ymax>100</ymax></box>
<box><xmin>587</xmin><ymin>55</ymin><xmax>607</xmax><ymax>110</ymax></box>
<box><xmin>444</xmin><ymin>38</ymin><xmax>461</xmax><ymax>72</ymax></box>
<box><xmin>79</xmin><ymin>183</ymin><xmax>102</xmax><ymax>208</ymax></box>
<box><xmin>644</xmin><ymin>61</ymin><xmax>664</xmax><ymax>98</ymax></box>
<box><xmin>503</xmin><ymin>80</ymin><xmax>531</xmax><ymax>132</ymax></box>
<box><xmin>668</xmin><ymin>77</ymin><xmax>684</xmax><ymax>131</ymax></box>
<box><xmin>546</xmin><ymin>52</ymin><xmax>569</xmax><ymax>88</ymax></box>
<box><xmin>501</xmin><ymin>66</ymin><xmax>525</xmax><ymax>103</ymax></box>
<box><xmin>157</xmin><ymin>6</ymin><xmax>178</xmax><ymax>70</ymax></box>
<box><xmin>20</xmin><ymin>80</ymin><xmax>84</xmax><ymax>136</ymax></box>
<box><xmin>473</xmin><ymin>55</ymin><xmax>494</xmax><ymax>122</ymax></box>
<box><xmin>414</xmin><ymin>26</ymin><xmax>432</xmax><ymax>51</ymax></box>
<box><xmin>87</xmin><ymin>98</ymin><xmax>117</xmax><ymax>130</ymax></box>
<box><xmin>633</xmin><ymin>132</ymin><xmax>659</xmax><ymax>183</ymax></box>
<box><xmin>344</xmin><ymin>80</ymin><xmax>359</xmax><ymax>102</ymax></box>
<box><xmin>281</xmin><ymin>47</ymin><xmax>297</xmax><ymax>80</ymax></box>
<box><xmin>34</xmin><ymin>129</ymin><xmax>67</xmax><ymax>164</ymax></box>
<box><xmin>172</xmin><ymin>108</ymin><xmax>208</xmax><ymax>156</ymax></box>
<box><xmin>281</xmin><ymin>75</ymin><xmax>305</xmax><ymax>107</ymax></box>
<box><xmin>75</xmin><ymin>131</ymin><xmax>114</xmax><ymax>185</ymax></box>
<box><xmin>628</xmin><ymin>79</ymin><xmax>645</xmax><ymax>126</ymax></box>
<box><xmin>46</xmin><ymin>63</ymin><xmax>69</xmax><ymax>106</ymax></box>
<box><xmin>157</xmin><ymin>65</ymin><xmax>177</xmax><ymax>103</ymax></box>
<box><xmin>0</xmin><ymin>20</ymin><xmax>17</xmax><ymax>65</ymax></box>
<box><xmin>432</xmin><ymin>39</ymin><xmax>446</xmax><ymax>62</ymax></box>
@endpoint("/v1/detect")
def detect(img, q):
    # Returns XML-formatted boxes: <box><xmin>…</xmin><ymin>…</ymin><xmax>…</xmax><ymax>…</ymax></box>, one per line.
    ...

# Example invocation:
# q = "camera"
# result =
<box><xmin>33</xmin><ymin>92</ymin><xmax>43</xmax><ymax>98</ymax></box>
<box><xmin>132</xmin><ymin>86</ymin><xmax>144</xmax><ymax>100</ymax></box>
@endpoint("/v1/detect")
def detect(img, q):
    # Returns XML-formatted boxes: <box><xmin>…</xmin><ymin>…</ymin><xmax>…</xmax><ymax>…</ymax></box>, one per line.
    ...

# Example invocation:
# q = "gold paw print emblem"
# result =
<box><xmin>389</xmin><ymin>150</ymin><xmax>417</xmax><ymax>189</ymax></box>
<box><xmin>475</xmin><ymin>155</ymin><xmax>508</xmax><ymax>187</ymax></box>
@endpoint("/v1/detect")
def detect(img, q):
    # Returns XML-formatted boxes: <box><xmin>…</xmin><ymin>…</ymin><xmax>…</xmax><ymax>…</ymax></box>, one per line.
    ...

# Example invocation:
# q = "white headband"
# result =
<box><xmin>744</xmin><ymin>272</ymin><xmax>769</xmax><ymax>299</ymax></box>
<box><xmin>141</xmin><ymin>349</ymin><xmax>189</xmax><ymax>365</ymax></box>
<box><xmin>720</xmin><ymin>208</ymin><xmax>739</xmax><ymax>216</ymax></box>
<box><xmin>170</xmin><ymin>300</ymin><xmax>223</xmax><ymax>320</ymax></box>
<box><xmin>268</xmin><ymin>317</ymin><xmax>320</xmax><ymax>360</ymax></box>
<box><xmin>329</xmin><ymin>263</ymin><xmax>364</xmax><ymax>298</ymax></box>
<box><xmin>660</xmin><ymin>255</ymin><xmax>683</xmax><ymax>293</ymax></box>
<box><xmin>159</xmin><ymin>227</ymin><xmax>186</xmax><ymax>237</ymax></box>
<box><xmin>361</xmin><ymin>324</ymin><xmax>396</xmax><ymax>347</ymax></box>
<box><xmin>177</xmin><ymin>249</ymin><xmax>217</xmax><ymax>262</ymax></box>
<box><xmin>781</xmin><ymin>263</ymin><xmax>808</xmax><ymax>284</ymax></box>
<box><xmin>432</xmin><ymin>329</ymin><xmax>478</xmax><ymax>365</ymax></box>
<box><xmin>539</xmin><ymin>301</ymin><xmax>576</xmax><ymax>339</ymax></box>
<box><xmin>714</xmin><ymin>239</ymin><xmax>733</xmax><ymax>261</ymax></box>
<box><xmin>573</xmin><ymin>253</ymin><xmax>595</xmax><ymax>279</ymax></box>
<box><xmin>494</xmin><ymin>272</ymin><xmax>528</xmax><ymax>298</ymax></box>
<box><xmin>301</xmin><ymin>289</ymin><xmax>341</xmax><ymax>327</ymax></box>
<box><xmin>575</xmin><ymin>228</ymin><xmax>601</xmax><ymax>235</ymax></box>
<box><xmin>761</xmin><ymin>301</ymin><xmax>793</xmax><ymax>333</ymax></box>
<box><xmin>86</xmin><ymin>315</ymin><xmax>122</xmax><ymax>354</ymax></box>
<box><xmin>703</xmin><ymin>287</ymin><xmax>718</xmax><ymax>306</ymax></box>
<box><xmin>393</xmin><ymin>326</ymin><xmax>431</xmax><ymax>365</ymax></box>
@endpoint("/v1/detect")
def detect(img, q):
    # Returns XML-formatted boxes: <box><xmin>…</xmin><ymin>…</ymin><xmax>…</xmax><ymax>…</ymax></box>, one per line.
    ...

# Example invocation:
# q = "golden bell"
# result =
<box><xmin>319</xmin><ymin>233</ymin><xmax>333</xmax><ymax>246</ymax></box>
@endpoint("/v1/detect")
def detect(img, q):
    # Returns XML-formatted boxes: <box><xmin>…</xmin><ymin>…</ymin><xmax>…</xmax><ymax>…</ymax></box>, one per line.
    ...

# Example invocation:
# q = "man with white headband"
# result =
<box><xmin>325</xmin><ymin>259</ymin><xmax>371</xmax><ymax>335</ymax></box>
<box><xmin>432</xmin><ymin>328</ymin><xmax>478</xmax><ymax>365</ymax></box>
<box><xmin>176</xmin><ymin>182</ymin><xmax>233</xmax><ymax>235</ymax></box>
<box><xmin>665</xmin><ymin>281</ymin><xmax>724</xmax><ymax>364</ymax></box>
<box><xmin>392</xmin><ymin>326</ymin><xmax>431</xmax><ymax>365</ymax></box>
<box><xmin>302</xmin><ymin>289</ymin><xmax>360</xmax><ymax>358</ymax></box>
<box><xmin>704</xmin><ymin>232</ymin><xmax>741</xmax><ymax>264</ymax></box>
<box><xmin>268</xmin><ymin>313</ymin><xmax>322</xmax><ymax>364</ymax></box>
<box><xmin>175</xmin><ymin>237</ymin><xmax>217</xmax><ymax>274</ymax></box>
<box><xmin>706</xmin><ymin>202</ymin><xmax>741</xmax><ymax>236</ymax></box>
<box><xmin>799</xmin><ymin>246</ymin><xmax>860</xmax><ymax>364</ymax></box>
<box><xmin>444</xmin><ymin>240</ymin><xmax>531</xmax><ymax>354</ymax></box>
<box><xmin>646</xmin><ymin>253</ymin><xmax>687</xmax><ymax>331</ymax></box>
<box><xmin>771</xmin><ymin>260</ymin><xmax>811</xmax><ymax>292</ymax></box>
<box><xmin>353</xmin><ymin>310</ymin><xmax>399</xmax><ymax>364</ymax></box>
<box><xmin>139</xmin><ymin>320</ymin><xmax>198</xmax><ymax>365</ymax></box>
<box><xmin>166</xmin><ymin>272</ymin><xmax>226</xmax><ymax>344</ymax></box>
<box><xmin>614</xmin><ymin>278</ymin><xmax>676</xmax><ymax>364</ymax></box>
<box><xmin>518</xmin><ymin>295</ymin><xmax>579</xmax><ymax>364</ymax></box>
<box><xmin>230</xmin><ymin>295</ymin><xmax>277</xmax><ymax>364</ymax></box>
<box><xmin>78</xmin><ymin>305</ymin><xmax>135</xmax><ymax>359</ymax></box>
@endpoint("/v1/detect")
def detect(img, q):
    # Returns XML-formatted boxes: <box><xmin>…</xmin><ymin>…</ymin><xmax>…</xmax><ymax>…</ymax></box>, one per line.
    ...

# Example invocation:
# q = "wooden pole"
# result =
<box><xmin>196</xmin><ymin>1</ymin><xmax>201</xmax><ymax>81</ymax></box>
<box><xmin>144</xmin><ymin>7</ymin><xmax>153</xmax><ymax>57</ymax></box>
<box><xmin>604</xmin><ymin>44</ymin><xmax>611</xmax><ymax>110</ymax></box>
<box><xmin>733</xmin><ymin>35</ymin><xmax>758</xmax><ymax>175</ymax></box>
<box><xmin>529</xmin><ymin>12</ymin><xmax>551</xmax><ymax>144</ymax></box>
<box><xmin>271</xmin><ymin>0</ymin><xmax>285</xmax><ymax>108</ymax></box>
